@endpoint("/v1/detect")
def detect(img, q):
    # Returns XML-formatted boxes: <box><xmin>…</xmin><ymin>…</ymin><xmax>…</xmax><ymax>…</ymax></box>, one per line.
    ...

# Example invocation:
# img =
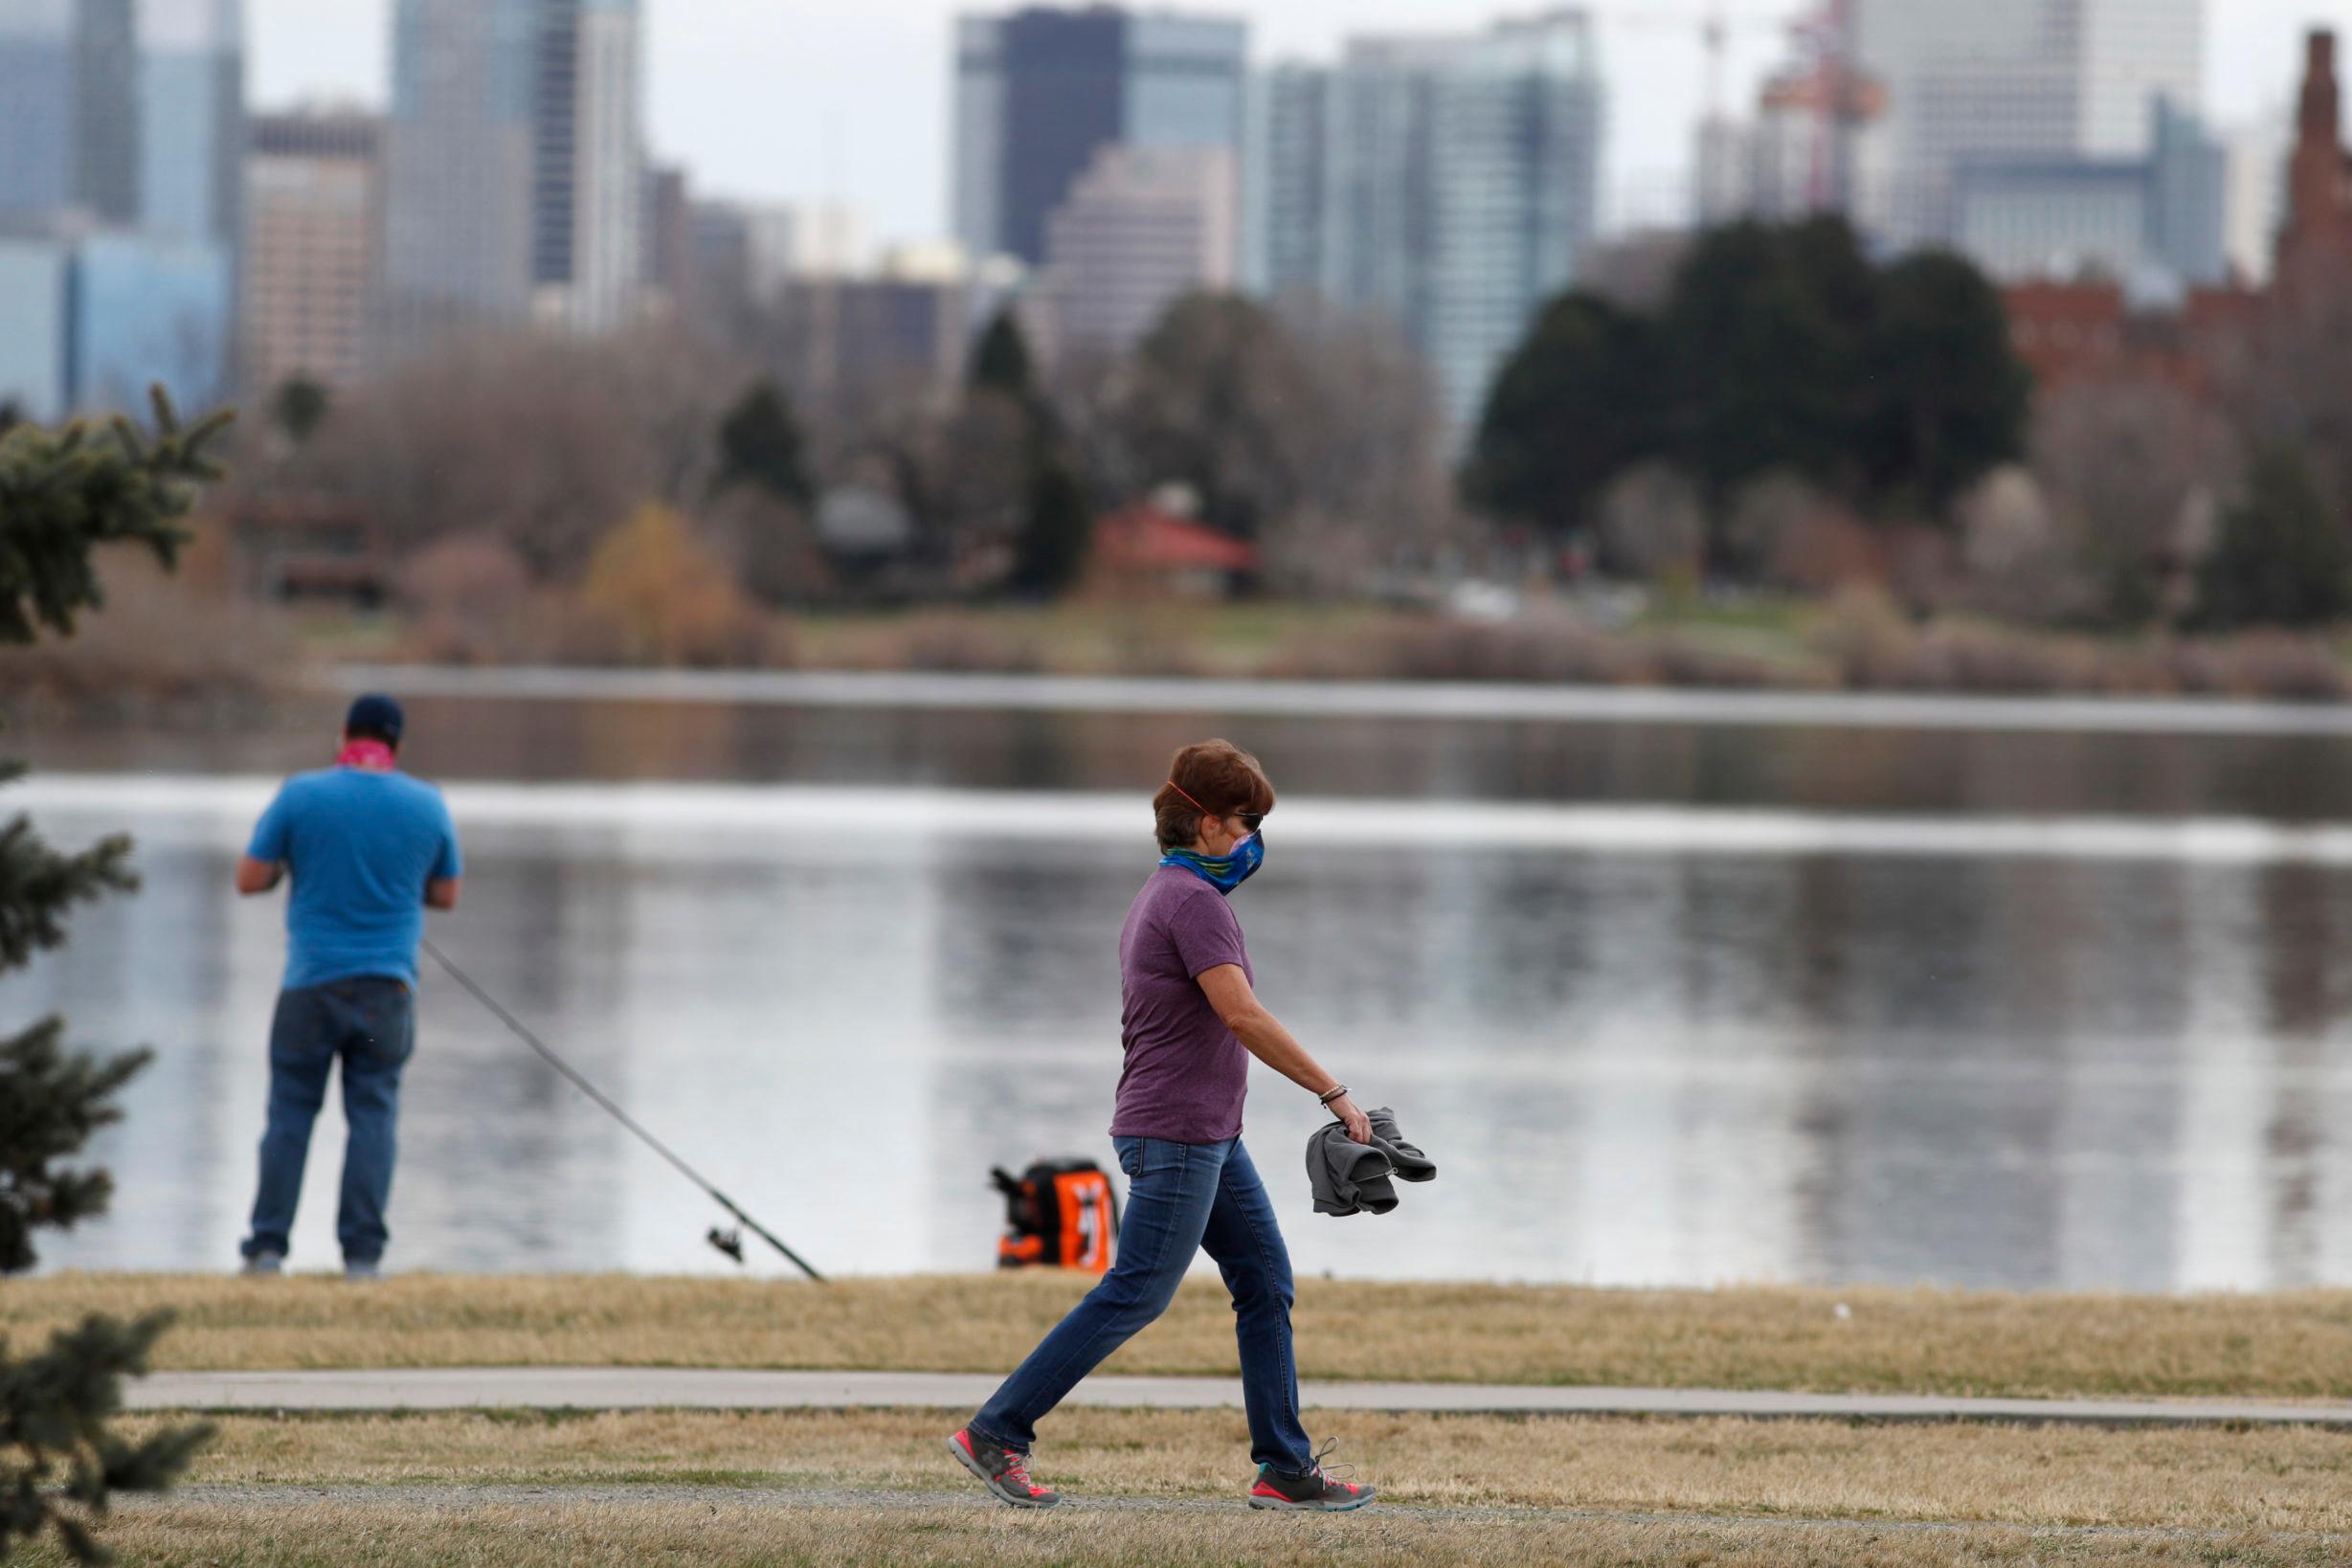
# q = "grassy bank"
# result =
<box><xmin>20</xmin><ymin>1273</ymin><xmax>2352</xmax><ymax>1399</ymax></box>
<box><xmin>27</xmin><ymin>588</ymin><xmax>2352</xmax><ymax>706</ymax></box>
<box><xmin>124</xmin><ymin>1406</ymin><xmax>2352</xmax><ymax>1530</ymax></box>
<box><xmin>29</xmin><ymin>1407</ymin><xmax>2351</xmax><ymax>1566</ymax></box>
<box><xmin>528</xmin><ymin>596</ymin><xmax>2352</xmax><ymax>698</ymax></box>
<box><xmin>52</xmin><ymin>1497</ymin><xmax>2340</xmax><ymax>1568</ymax></box>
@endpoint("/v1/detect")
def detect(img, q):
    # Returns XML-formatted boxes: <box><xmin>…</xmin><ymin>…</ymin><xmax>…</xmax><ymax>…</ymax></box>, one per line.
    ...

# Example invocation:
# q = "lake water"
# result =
<box><xmin>9</xmin><ymin>673</ymin><xmax>2352</xmax><ymax>1289</ymax></box>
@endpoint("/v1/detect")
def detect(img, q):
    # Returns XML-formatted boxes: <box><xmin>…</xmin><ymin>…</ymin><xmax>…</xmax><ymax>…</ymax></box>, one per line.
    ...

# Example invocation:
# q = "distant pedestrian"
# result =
<box><xmin>950</xmin><ymin>739</ymin><xmax>1377</xmax><ymax>1512</ymax></box>
<box><xmin>234</xmin><ymin>694</ymin><xmax>462</xmax><ymax>1279</ymax></box>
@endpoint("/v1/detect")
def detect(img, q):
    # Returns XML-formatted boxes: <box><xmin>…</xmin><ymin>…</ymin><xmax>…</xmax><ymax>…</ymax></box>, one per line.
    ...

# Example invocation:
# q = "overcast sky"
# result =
<box><xmin>246</xmin><ymin>0</ymin><xmax>2352</xmax><ymax>247</ymax></box>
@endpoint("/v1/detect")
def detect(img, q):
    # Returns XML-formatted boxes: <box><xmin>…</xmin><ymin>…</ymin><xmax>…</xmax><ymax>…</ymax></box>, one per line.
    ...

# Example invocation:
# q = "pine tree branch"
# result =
<box><xmin>0</xmin><ymin>388</ymin><xmax>235</xmax><ymax>646</ymax></box>
<box><xmin>0</xmin><ymin>389</ymin><xmax>229</xmax><ymax>1563</ymax></box>
<box><xmin>1</xmin><ymin>1310</ymin><xmax>212</xmax><ymax>1564</ymax></box>
<box><xmin>0</xmin><ymin>816</ymin><xmax>136</xmax><ymax>976</ymax></box>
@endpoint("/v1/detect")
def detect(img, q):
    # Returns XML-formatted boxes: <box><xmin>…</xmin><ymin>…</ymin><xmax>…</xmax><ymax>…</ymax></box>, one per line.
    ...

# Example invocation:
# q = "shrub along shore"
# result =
<box><xmin>22</xmin><ymin>593</ymin><xmax>2352</xmax><ymax>716</ymax></box>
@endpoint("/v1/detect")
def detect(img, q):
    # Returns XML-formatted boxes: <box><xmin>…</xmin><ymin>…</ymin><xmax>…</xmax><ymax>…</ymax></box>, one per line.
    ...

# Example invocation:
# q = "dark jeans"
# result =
<box><xmin>241</xmin><ymin>976</ymin><xmax>415</xmax><ymax>1266</ymax></box>
<box><xmin>971</xmin><ymin>1134</ymin><xmax>1313</xmax><ymax>1473</ymax></box>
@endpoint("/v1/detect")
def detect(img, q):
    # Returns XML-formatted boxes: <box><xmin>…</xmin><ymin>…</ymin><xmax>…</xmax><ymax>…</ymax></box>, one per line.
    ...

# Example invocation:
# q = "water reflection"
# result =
<box><xmin>22</xmin><ymin>687</ymin><xmax>2352</xmax><ymax>821</ymax></box>
<box><xmin>8</xmin><ymin>787</ymin><xmax>2349</xmax><ymax>1289</ymax></box>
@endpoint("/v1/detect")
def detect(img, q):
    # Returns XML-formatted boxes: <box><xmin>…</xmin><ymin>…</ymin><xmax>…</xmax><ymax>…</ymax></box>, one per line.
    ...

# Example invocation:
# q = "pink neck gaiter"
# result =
<box><xmin>337</xmin><ymin>739</ymin><xmax>397</xmax><ymax>772</ymax></box>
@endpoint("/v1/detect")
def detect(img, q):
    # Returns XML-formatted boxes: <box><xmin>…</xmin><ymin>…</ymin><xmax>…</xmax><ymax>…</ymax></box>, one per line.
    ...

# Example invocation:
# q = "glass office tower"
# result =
<box><xmin>953</xmin><ymin>6</ymin><xmax>1246</xmax><ymax>268</ymax></box>
<box><xmin>1249</xmin><ymin>13</ymin><xmax>1605</xmax><ymax>435</ymax></box>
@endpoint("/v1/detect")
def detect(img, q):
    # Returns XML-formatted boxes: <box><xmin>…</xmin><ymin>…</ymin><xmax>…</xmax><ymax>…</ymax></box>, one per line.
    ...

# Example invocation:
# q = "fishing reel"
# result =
<box><xmin>707</xmin><ymin>1225</ymin><xmax>746</xmax><ymax>1264</ymax></box>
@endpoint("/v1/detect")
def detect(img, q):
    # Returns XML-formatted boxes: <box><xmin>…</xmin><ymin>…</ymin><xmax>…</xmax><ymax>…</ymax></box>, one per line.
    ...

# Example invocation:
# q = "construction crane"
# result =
<box><xmin>1588</xmin><ymin>2</ymin><xmax>1884</xmax><ymax>216</ymax></box>
<box><xmin>1587</xmin><ymin>4</ymin><xmax>1788</xmax><ymax>121</ymax></box>
<box><xmin>1776</xmin><ymin>0</ymin><xmax>1884</xmax><ymax>213</ymax></box>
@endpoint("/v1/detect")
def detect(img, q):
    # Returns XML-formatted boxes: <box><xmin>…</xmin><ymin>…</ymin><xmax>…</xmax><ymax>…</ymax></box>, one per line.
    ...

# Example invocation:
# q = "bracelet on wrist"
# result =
<box><xmin>1317</xmin><ymin>1084</ymin><xmax>1348</xmax><ymax>1106</ymax></box>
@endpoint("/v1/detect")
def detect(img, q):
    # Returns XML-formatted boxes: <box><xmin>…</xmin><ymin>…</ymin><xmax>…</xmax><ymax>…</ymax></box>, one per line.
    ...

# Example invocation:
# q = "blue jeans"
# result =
<box><xmin>971</xmin><ymin>1134</ymin><xmax>1313</xmax><ymax>1473</ymax></box>
<box><xmin>241</xmin><ymin>976</ymin><xmax>415</xmax><ymax>1266</ymax></box>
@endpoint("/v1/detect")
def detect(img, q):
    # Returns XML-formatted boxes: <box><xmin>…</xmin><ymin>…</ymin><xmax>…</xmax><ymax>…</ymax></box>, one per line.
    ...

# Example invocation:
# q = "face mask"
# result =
<box><xmin>1161</xmin><ymin>828</ymin><xmax>1265</xmax><ymax>896</ymax></box>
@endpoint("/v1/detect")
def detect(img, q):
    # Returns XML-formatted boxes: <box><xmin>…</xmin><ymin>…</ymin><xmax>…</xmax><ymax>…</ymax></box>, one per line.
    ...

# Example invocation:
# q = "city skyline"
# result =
<box><xmin>242</xmin><ymin>0</ymin><xmax>2352</xmax><ymax>249</ymax></box>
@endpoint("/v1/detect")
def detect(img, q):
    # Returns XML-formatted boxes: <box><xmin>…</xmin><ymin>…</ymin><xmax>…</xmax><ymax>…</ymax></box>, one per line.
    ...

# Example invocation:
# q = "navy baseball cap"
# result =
<box><xmin>345</xmin><ymin>693</ymin><xmax>405</xmax><ymax>745</ymax></box>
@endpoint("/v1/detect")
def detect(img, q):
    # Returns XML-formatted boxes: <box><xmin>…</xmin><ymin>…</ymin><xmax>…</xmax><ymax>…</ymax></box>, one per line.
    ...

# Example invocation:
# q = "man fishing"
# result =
<box><xmin>233</xmin><ymin>693</ymin><xmax>462</xmax><ymax>1279</ymax></box>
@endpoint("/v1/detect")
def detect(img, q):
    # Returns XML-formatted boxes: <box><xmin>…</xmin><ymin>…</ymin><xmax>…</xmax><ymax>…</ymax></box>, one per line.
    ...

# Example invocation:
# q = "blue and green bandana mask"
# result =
<box><xmin>1161</xmin><ymin>830</ymin><xmax>1265</xmax><ymax>895</ymax></box>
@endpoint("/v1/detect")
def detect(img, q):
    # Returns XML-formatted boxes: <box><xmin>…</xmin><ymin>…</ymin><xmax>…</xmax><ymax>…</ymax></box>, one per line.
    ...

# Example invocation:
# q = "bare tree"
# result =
<box><xmin>1597</xmin><ymin>461</ymin><xmax>1707</xmax><ymax>583</ymax></box>
<box><xmin>1273</xmin><ymin>295</ymin><xmax>1463</xmax><ymax>578</ymax></box>
<box><xmin>1079</xmin><ymin>290</ymin><xmax>1462</xmax><ymax>594</ymax></box>
<box><xmin>2236</xmin><ymin>267</ymin><xmax>2352</xmax><ymax>515</ymax></box>
<box><xmin>2029</xmin><ymin>377</ymin><xmax>2237</xmax><ymax>626</ymax></box>
<box><xmin>294</xmin><ymin>334</ymin><xmax>733</xmax><ymax>579</ymax></box>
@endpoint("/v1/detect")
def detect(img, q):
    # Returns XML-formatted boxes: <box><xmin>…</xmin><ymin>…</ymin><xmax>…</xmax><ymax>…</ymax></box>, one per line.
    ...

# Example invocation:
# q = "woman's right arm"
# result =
<box><xmin>1197</xmin><ymin>964</ymin><xmax>1373</xmax><ymax>1144</ymax></box>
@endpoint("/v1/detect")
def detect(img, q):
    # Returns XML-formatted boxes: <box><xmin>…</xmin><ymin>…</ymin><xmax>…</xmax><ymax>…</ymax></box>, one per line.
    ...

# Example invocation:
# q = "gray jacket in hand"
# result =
<box><xmin>1307</xmin><ymin>1106</ymin><xmax>1437</xmax><ymax>1217</ymax></box>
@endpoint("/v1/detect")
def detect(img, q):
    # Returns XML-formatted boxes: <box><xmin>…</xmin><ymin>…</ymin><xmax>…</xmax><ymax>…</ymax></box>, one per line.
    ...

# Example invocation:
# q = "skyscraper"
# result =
<box><xmin>380</xmin><ymin>0</ymin><xmax>643</xmax><ymax>359</ymax></box>
<box><xmin>0</xmin><ymin>235</ymin><xmax>74</xmax><ymax>415</ymax></box>
<box><xmin>1849</xmin><ymin>0</ymin><xmax>2202</xmax><ymax>243</ymax></box>
<box><xmin>1250</xmin><ymin>12</ymin><xmax>1605</xmax><ymax>433</ymax></box>
<box><xmin>0</xmin><ymin>0</ymin><xmax>138</xmax><ymax>223</ymax></box>
<box><xmin>530</xmin><ymin>0</ymin><xmax>643</xmax><ymax>332</ymax></box>
<box><xmin>380</xmin><ymin>0</ymin><xmax>536</xmax><ymax>346</ymax></box>
<box><xmin>952</xmin><ymin>6</ymin><xmax>1246</xmax><ymax>268</ymax></box>
<box><xmin>71</xmin><ymin>229</ymin><xmax>233</xmax><ymax>412</ymax></box>
<box><xmin>244</xmin><ymin>112</ymin><xmax>382</xmax><ymax>392</ymax></box>
<box><xmin>1037</xmin><ymin>143</ymin><xmax>1234</xmax><ymax>357</ymax></box>
<box><xmin>138</xmin><ymin>0</ymin><xmax>243</xmax><ymax>248</ymax></box>
<box><xmin>0</xmin><ymin>225</ymin><xmax>233</xmax><ymax>418</ymax></box>
<box><xmin>0</xmin><ymin>0</ymin><xmax>236</xmax><ymax>416</ymax></box>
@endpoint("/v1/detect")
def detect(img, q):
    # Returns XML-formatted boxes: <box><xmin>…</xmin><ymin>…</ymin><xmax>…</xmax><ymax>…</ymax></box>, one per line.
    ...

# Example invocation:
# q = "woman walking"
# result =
<box><xmin>950</xmin><ymin>739</ymin><xmax>1376</xmax><ymax>1512</ymax></box>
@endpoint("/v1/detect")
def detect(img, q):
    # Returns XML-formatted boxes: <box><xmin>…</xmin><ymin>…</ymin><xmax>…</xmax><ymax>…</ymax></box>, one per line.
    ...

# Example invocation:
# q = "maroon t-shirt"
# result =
<box><xmin>1109</xmin><ymin>864</ymin><xmax>1253</xmax><ymax>1143</ymax></box>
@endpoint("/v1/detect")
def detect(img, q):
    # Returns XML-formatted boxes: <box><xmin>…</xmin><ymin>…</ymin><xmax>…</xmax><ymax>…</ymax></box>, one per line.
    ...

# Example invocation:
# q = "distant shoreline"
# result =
<box><xmin>322</xmin><ymin>662</ymin><xmax>2352</xmax><ymax>739</ymax></box>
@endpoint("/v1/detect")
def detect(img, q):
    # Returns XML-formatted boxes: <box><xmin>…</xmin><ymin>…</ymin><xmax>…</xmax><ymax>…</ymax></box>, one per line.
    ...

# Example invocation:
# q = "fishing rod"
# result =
<box><xmin>420</xmin><ymin>936</ymin><xmax>826</xmax><ymax>1283</ymax></box>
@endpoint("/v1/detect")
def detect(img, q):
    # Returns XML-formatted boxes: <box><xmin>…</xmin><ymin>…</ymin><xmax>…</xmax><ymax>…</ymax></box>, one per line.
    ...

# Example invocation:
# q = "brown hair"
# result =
<box><xmin>1153</xmin><ymin>739</ymin><xmax>1275</xmax><ymax>852</ymax></box>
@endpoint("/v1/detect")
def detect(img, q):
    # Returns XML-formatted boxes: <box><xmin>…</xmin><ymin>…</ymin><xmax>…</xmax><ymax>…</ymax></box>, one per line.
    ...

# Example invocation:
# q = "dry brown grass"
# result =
<box><xmin>19</xmin><ymin>1273</ymin><xmax>2352</xmax><ymax>1399</ymax></box>
<box><xmin>1261</xmin><ymin>616</ymin><xmax>1800</xmax><ymax>688</ymax></box>
<box><xmin>34</xmin><ymin>1496</ymin><xmax>2336</xmax><ymax>1568</ymax></box>
<box><xmin>128</xmin><ymin>1407</ymin><xmax>2352</xmax><ymax>1535</ymax></box>
<box><xmin>0</xmin><ymin>548</ymin><xmax>302</xmax><ymax>719</ymax></box>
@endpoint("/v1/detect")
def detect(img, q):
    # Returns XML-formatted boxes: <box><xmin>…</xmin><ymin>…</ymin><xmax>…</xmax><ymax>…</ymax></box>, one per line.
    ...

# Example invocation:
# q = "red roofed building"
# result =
<box><xmin>1089</xmin><ymin>500</ymin><xmax>1260</xmax><ymax>599</ymax></box>
<box><xmin>2008</xmin><ymin>31</ymin><xmax>2352</xmax><ymax>409</ymax></box>
<box><xmin>2004</xmin><ymin>279</ymin><xmax>2216</xmax><ymax>395</ymax></box>
<box><xmin>2005</xmin><ymin>280</ymin><xmax>2129</xmax><ymax>388</ymax></box>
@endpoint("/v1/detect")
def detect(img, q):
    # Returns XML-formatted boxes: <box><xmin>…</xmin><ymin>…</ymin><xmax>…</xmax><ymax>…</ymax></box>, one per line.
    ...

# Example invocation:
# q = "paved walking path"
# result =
<box><xmin>126</xmin><ymin>1367</ymin><xmax>2352</xmax><ymax>1427</ymax></box>
<box><xmin>134</xmin><ymin>1483</ymin><xmax>2351</xmax><ymax>1548</ymax></box>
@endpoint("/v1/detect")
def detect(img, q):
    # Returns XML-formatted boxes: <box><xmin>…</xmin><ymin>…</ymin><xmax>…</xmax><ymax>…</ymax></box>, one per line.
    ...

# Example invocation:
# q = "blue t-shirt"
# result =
<box><xmin>247</xmin><ymin>767</ymin><xmax>463</xmax><ymax>991</ymax></box>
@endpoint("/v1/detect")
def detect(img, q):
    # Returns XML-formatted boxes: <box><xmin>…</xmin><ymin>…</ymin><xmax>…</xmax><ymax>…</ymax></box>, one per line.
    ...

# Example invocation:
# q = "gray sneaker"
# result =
<box><xmin>1248</xmin><ymin>1440</ymin><xmax>1376</xmax><ymax>1512</ymax></box>
<box><xmin>239</xmin><ymin>1251</ymin><xmax>283</xmax><ymax>1277</ymax></box>
<box><xmin>948</xmin><ymin>1427</ymin><xmax>1059</xmax><ymax>1508</ymax></box>
<box><xmin>344</xmin><ymin>1260</ymin><xmax>382</xmax><ymax>1282</ymax></box>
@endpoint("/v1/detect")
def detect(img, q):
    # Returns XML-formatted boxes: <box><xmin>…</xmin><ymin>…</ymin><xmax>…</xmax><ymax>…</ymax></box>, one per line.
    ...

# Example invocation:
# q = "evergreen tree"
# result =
<box><xmin>1861</xmin><ymin>252</ymin><xmax>2030</xmax><ymax>512</ymax></box>
<box><xmin>269</xmin><ymin>376</ymin><xmax>331</xmax><ymax>447</ymax></box>
<box><xmin>1011</xmin><ymin>458</ymin><xmax>1093</xmax><ymax>598</ymax></box>
<box><xmin>1465</xmin><ymin>290</ymin><xmax>1670</xmax><ymax>539</ymax></box>
<box><xmin>1663</xmin><ymin>216</ymin><xmax>1878</xmax><ymax>503</ymax></box>
<box><xmin>711</xmin><ymin>379</ymin><xmax>814</xmax><ymax>509</ymax></box>
<box><xmin>0</xmin><ymin>387</ymin><xmax>227</xmax><ymax>1565</ymax></box>
<box><xmin>1464</xmin><ymin>217</ymin><xmax>2033</xmax><ymax>571</ymax></box>
<box><xmin>2199</xmin><ymin>443</ymin><xmax>2352</xmax><ymax>630</ymax></box>
<box><xmin>968</xmin><ymin>308</ymin><xmax>1037</xmax><ymax>402</ymax></box>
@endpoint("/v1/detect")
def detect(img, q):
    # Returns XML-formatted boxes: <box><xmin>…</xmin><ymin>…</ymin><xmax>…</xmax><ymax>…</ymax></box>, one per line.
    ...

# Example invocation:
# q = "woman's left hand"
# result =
<box><xmin>1328</xmin><ymin>1092</ymin><xmax>1372</xmax><ymax>1146</ymax></box>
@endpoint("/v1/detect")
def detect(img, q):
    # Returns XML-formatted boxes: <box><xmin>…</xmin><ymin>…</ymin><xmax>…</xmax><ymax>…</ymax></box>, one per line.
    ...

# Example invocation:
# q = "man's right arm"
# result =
<box><xmin>237</xmin><ymin>788</ymin><xmax>291</xmax><ymax>896</ymax></box>
<box><xmin>424</xmin><ymin>795</ymin><xmax>463</xmax><ymax>911</ymax></box>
